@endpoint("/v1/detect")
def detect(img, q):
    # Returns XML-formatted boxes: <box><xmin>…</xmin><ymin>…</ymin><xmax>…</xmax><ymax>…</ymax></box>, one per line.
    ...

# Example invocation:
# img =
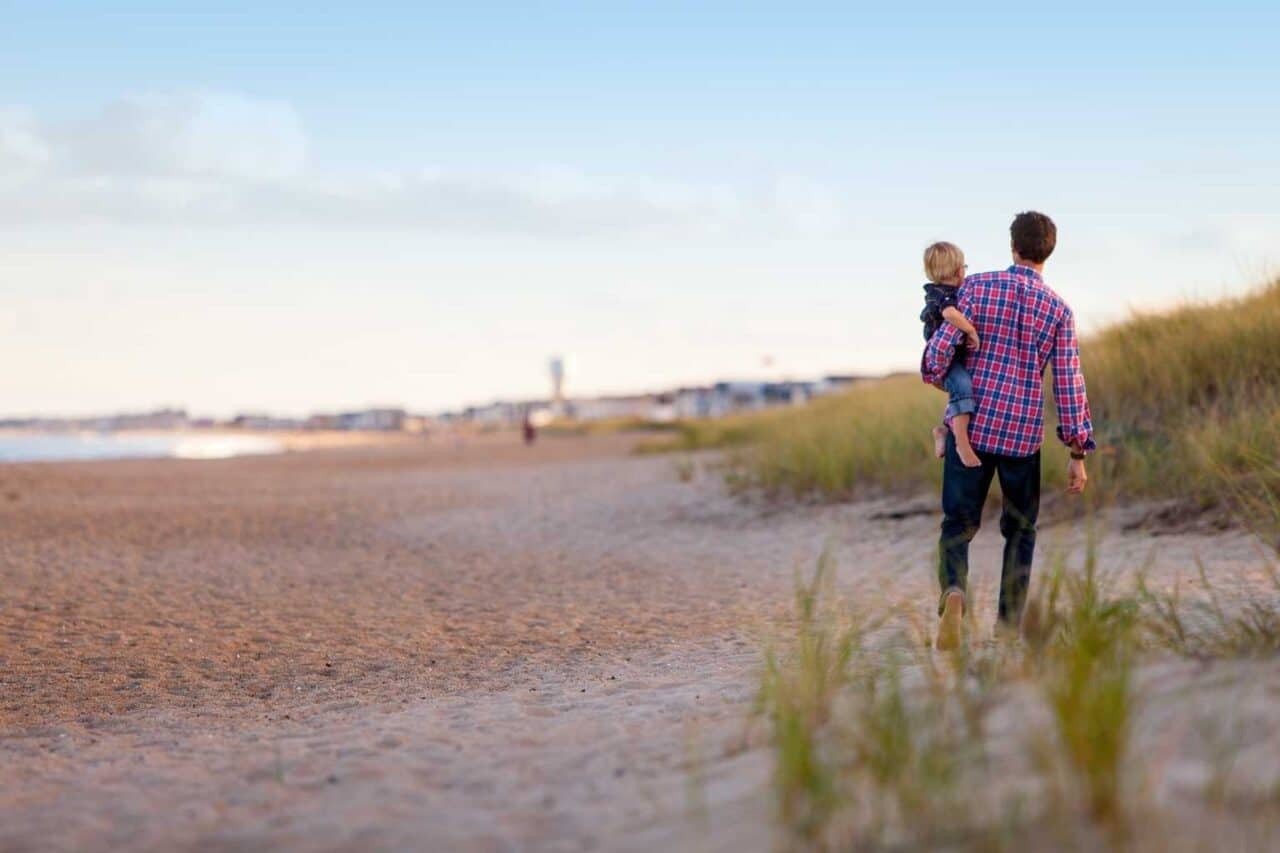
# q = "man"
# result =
<box><xmin>922</xmin><ymin>211</ymin><xmax>1094</xmax><ymax>650</ymax></box>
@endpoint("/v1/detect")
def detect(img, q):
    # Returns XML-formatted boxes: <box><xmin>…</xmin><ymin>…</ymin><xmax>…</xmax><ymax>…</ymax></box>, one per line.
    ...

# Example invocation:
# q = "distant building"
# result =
<box><xmin>762</xmin><ymin>381</ymin><xmax>815</xmax><ymax>407</ymax></box>
<box><xmin>65</xmin><ymin>409</ymin><xmax>193</xmax><ymax>431</ymax></box>
<box><xmin>709</xmin><ymin>382</ymin><xmax>767</xmax><ymax>416</ymax></box>
<box><xmin>231</xmin><ymin>413</ymin><xmax>302</xmax><ymax>430</ymax></box>
<box><xmin>463</xmin><ymin>401</ymin><xmax>522</xmax><ymax>426</ymax></box>
<box><xmin>571</xmin><ymin>394</ymin><xmax>670</xmax><ymax>423</ymax></box>
<box><xmin>402</xmin><ymin>415</ymin><xmax>432</xmax><ymax>434</ymax></box>
<box><xmin>336</xmin><ymin>408</ymin><xmax>407</xmax><ymax>431</ymax></box>
<box><xmin>549</xmin><ymin>356</ymin><xmax>566</xmax><ymax>418</ymax></box>
<box><xmin>430</xmin><ymin>369</ymin><xmax>876</xmax><ymax>428</ymax></box>
<box><xmin>109</xmin><ymin>408</ymin><xmax>190</xmax><ymax>430</ymax></box>
<box><xmin>0</xmin><ymin>367</ymin><xmax>877</xmax><ymax>439</ymax></box>
<box><xmin>305</xmin><ymin>414</ymin><xmax>339</xmax><ymax>431</ymax></box>
<box><xmin>650</xmin><ymin>392</ymin><xmax>676</xmax><ymax>423</ymax></box>
<box><xmin>526</xmin><ymin>405</ymin><xmax>555</xmax><ymax>428</ymax></box>
<box><xmin>673</xmin><ymin>387</ymin><xmax>715</xmax><ymax>419</ymax></box>
<box><xmin>812</xmin><ymin>374</ymin><xmax>864</xmax><ymax>396</ymax></box>
<box><xmin>1</xmin><ymin>409</ymin><xmax>191</xmax><ymax>432</ymax></box>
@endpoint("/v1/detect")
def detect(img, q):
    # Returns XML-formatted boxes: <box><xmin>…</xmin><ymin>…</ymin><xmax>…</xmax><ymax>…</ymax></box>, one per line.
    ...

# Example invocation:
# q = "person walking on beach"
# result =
<box><xmin>922</xmin><ymin>211</ymin><xmax>1095</xmax><ymax>650</ymax></box>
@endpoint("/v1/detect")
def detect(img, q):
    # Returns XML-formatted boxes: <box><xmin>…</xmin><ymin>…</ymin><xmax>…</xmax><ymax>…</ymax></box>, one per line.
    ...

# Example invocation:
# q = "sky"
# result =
<box><xmin>2</xmin><ymin>1</ymin><xmax>1278</xmax><ymax>418</ymax></box>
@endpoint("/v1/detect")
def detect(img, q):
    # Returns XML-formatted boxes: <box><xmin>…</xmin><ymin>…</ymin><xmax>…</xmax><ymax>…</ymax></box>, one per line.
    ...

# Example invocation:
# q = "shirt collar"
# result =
<box><xmin>1008</xmin><ymin>264</ymin><xmax>1043</xmax><ymax>282</ymax></box>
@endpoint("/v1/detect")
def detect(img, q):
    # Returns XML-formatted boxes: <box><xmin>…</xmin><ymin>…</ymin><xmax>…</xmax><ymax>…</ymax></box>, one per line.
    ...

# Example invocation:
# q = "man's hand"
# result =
<box><xmin>1066</xmin><ymin>457</ymin><xmax>1088</xmax><ymax>495</ymax></box>
<box><xmin>966</xmin><ymin>331</ymin><xmax>981</xmax><ymax>351</ymax></box>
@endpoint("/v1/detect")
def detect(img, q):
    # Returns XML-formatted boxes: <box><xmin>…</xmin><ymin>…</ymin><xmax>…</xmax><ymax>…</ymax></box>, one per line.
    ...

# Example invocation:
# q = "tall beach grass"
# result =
<box><xmin>755</xmin><ymin>528</ymin><xmax>1280</xmax><ymax>850</ymax></box>
<box><xmin>647</xmin><ymin>279</ymin><xmax>1280</xmax><ymax>511</ymax></box>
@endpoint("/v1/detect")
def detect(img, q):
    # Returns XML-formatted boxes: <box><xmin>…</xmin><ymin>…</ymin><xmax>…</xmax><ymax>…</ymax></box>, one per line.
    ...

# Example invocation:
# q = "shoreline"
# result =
<box><xmin>0</xmin><ymin>426</ymin><xmax>432</xmax><ymax>464</ymax></box>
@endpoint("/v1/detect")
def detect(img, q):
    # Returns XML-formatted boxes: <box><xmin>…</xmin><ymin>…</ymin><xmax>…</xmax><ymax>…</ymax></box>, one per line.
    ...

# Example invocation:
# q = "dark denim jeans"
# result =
<box><xmin>942</xmin><ymin>361</ymin><xmax>976</xmax><ymax>420</ymax></box>
<box><xmin>938</xmin><ymin>432</ymin><xmax>1041</xmax><ymax>624</ymax></box>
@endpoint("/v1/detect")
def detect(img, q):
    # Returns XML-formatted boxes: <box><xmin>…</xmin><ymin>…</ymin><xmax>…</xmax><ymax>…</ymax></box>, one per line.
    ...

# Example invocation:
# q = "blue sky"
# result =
<box><xmin>2</xmin><ymin>2</ymin><xmax>1277</xmax><ymax>417</ymax></box>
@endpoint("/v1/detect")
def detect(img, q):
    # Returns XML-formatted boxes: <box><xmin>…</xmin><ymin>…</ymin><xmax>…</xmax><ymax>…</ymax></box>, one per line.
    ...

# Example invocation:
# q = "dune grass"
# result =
<box><xmin>645</xmin><ymin>280</ymin><xmax>1280</xmax><ymax>511</ymax></box>
<box><xmin>1137</xmin><ymin>559</ymin><xmax>1280</xmax><ymax>659</ymax></box>
<box><xmin>633</xmin><ymin>409</ymin><xmax>787</xmax><ymax>454</ymax></box>
<box><xmin>1032</xmin><ymin>554</ymin><xmax>1138</xmax><ymax>827</ymax></box>
<box><xmin>755</xmin><ymin>529</ymin><xmax>1280</xmax><ymax>850</ymax></box>
<box><xmin>1086</xmin><ymin>279</ymin><xmax>1280</xmax><ymax>505</ymax></box>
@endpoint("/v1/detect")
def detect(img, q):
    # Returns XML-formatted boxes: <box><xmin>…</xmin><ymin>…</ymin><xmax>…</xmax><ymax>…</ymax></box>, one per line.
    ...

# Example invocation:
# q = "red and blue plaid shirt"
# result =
<box><xmin>922</xmin><ymin>265</ymin><xmax>1095</xmax><ymax>458</ymax></box>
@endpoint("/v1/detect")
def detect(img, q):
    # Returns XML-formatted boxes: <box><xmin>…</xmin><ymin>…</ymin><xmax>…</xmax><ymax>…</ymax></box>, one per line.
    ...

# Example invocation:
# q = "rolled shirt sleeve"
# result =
<box><xmin>921</xmin><ymin>282</ymin><xmax>971</xmax><ymax>385</ymax></box>
<box><xmin>922</xmin><ymin>323</ymin><xmax>963</xmax><ymax>385</ymax></box>
<box><xmin>1051</xmin><ymin>308</ymin><xmax>1097</xmax><ymax>451</ymax></box>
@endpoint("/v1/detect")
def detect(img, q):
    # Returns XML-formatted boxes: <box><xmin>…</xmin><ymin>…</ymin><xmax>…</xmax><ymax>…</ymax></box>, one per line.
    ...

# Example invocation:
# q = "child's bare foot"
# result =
<box><xmin>956</xmin><ymin>444</ymin><xmax>982</xmax><ymax>468</ymax></box>
<box><xmin>932</xmin><ymin>426</ymin><xmax>947</xmax><ymax>459</ymax></box>
<box><xmin>951</xmin><ymin>414</ymin><xmax>982</xmax><ymax>468</ymax></box>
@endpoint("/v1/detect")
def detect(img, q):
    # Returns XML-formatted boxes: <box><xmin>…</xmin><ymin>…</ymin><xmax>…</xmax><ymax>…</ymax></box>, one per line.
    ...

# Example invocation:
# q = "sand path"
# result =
<box><xmin>1</xmin><ymin>435</ymin><xmax>1271</xmax><ymax>851</ymax></box>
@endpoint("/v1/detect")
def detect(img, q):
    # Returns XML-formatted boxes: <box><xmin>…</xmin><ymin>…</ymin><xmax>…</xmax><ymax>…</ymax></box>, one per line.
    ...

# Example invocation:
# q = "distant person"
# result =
<box><xmin>919</xmin><ymin>241</ymin><xmax>982</xmax><ymax>467</ymax></box>
<box><xmin>922</xmin><ymin>211</ymin><xmax>1094</xmax><ymax>650</ymax></box>
<box><xmin>522</xmin><ymin>416</ymin><xmax>537</xmax><ymax>446</ymax></box>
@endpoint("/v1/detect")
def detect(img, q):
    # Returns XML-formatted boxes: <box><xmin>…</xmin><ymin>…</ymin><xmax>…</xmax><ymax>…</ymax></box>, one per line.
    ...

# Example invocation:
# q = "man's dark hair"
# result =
<box><xmin>1010</xmin><ymin>211</ymin><xmax>1056</xmax><ymax>263</ymax></box>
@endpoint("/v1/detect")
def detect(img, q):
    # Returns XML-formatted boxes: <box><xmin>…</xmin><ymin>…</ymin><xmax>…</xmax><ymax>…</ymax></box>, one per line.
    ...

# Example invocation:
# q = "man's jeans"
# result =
<box><xmin>938</xmin><ymin>432</ymin><xmax>1040</xmax><ymax>625</ymax></box>
<box><xmin>942</xmin><ymin>361</ymin><xmax>976</xmax><ymax>420</ymax></box>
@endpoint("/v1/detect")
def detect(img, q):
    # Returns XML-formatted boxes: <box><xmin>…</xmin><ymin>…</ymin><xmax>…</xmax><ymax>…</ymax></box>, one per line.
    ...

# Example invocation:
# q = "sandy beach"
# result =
<box><xmin>2</xmin><ymin>434</ymin><xmax>1276</xmax><ymax>851</ymax></box>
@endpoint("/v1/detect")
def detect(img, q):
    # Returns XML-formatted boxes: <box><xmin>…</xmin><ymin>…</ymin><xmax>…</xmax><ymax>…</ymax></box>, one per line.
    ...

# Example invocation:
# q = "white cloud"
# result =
<box><xmin>764</xmin><ymin>175</ymin><xmax>850</xmax><ymax>236</ymax></box>
<box><xmin>0</xmin><ymin>108</ymin><xmax>51</xmax><ymax>175</ymax></box>
<box><xmin>0</xmin><ymin>92</ymin><xmax>853</xmax><ymax>238</ymax></box>
<box><xmin>54</xmin><ymin>92</ymin><xmax>308</xmax><ymax>180</ymax></box>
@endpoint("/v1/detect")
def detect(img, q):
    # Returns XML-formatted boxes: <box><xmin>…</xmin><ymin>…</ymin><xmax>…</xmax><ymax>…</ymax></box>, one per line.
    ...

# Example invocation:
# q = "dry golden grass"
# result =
<box><xmin>645</xmin><ymin>279</ymin><xmax>1280</xmax><ymax>514</ymax></box>
<box><xmin>1087</xmin><ymin>279</ymin><xmax>1280</xmax><ymax>504</ymax></box>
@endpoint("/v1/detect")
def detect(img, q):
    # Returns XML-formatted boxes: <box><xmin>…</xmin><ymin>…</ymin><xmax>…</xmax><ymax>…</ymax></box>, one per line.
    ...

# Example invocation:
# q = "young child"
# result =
<box><xmin>920</xmin><ymin>241</ymin><xmax>982</xmax><ymax>468</ymax></box>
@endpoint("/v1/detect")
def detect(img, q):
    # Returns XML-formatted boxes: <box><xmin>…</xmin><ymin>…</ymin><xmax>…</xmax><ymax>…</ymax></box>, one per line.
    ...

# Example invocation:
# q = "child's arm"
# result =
<box><xmin>941</xmin><ymin>306</ymin><xmax>980</xmax><ymax>350</ymax></box>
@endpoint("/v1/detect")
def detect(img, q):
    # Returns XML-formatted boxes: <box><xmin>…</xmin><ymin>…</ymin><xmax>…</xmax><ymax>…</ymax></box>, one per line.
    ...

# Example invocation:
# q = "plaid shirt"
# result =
<box><xmin>922</xmin><ymin>265</ymin><xmax>1095</xmax><ymax>457</ymax></box>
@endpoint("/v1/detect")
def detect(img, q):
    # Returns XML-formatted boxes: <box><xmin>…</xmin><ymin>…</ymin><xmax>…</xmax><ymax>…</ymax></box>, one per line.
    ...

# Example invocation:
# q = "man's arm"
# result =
<box><xmin>1051</xmin><ymin>307</ymin><xmax>1096</xmax><ymax>452</ymax></box>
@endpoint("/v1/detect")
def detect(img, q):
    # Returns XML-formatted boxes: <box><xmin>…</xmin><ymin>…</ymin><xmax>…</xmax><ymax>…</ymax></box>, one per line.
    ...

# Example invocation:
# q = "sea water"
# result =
<box><xmin>0</xmin><ymin>432</ymin><xmax>284</xmax><ymax>463</ymax></box>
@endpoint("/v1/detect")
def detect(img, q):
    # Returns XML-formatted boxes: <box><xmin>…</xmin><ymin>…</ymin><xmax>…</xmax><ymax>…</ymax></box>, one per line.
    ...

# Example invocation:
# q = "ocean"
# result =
<box><xmin>0</xmin><ymin>432</ymin><xmax>284</xmax><ymax>463</ymax></box>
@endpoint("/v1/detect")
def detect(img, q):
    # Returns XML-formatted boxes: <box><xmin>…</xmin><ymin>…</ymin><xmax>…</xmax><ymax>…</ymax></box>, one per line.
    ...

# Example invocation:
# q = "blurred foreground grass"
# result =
<box><xmin>642</xmin><ymin>279</ymin><xmax>1280</xmax><ymax>511</ymax></box>
<box><xmin>756</xmin><ymin>529</ymin><xmax>1280</xmax><ymax>850</ymax></box>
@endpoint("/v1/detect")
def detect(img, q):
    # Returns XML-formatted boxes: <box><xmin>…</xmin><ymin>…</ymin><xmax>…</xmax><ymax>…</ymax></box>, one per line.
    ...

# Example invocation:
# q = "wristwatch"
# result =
<box><xmin>1070</xmin><ymin>451</ymin><xmax>1087</xmax><ymax>460</ymax></box>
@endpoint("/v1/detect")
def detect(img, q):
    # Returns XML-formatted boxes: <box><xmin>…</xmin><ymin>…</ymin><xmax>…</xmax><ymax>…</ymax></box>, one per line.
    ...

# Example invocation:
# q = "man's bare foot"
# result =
<box><xmin>936</xmin><ymin>589</ymin><xmax>965</xmax><ymax>651</ymax></box>
<box><xmin>955</xmin><ymin>442</ymin><xmax>982</xmax><ymax>468</ymax></box>
<box><xmin>932</xmin><ymin>426</ymin><xmax>947</xmax><ymax>459</ymax></box>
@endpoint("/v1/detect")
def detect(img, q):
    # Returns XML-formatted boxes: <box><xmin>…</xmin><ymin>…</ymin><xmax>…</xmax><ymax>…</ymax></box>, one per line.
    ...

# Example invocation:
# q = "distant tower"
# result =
<box><xmin>549</xmin><ymin>356</ymin><xmax>566</xmax><ymax>416</ymax></box>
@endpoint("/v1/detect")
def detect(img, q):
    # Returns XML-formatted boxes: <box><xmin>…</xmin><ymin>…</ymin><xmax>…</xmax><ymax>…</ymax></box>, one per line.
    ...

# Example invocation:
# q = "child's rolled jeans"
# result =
<box><xmin>943</xmin><ymin>361</ymin><xmax>976</xmax><ymax>420</ymax></box>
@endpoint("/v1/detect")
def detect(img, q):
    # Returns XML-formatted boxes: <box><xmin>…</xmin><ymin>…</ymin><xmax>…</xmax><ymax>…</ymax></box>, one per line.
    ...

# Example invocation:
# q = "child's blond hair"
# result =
<box><xmin>923</xmin><ymin>241</ymin><xmax>965</xmax><ymax>283</ymax></box>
